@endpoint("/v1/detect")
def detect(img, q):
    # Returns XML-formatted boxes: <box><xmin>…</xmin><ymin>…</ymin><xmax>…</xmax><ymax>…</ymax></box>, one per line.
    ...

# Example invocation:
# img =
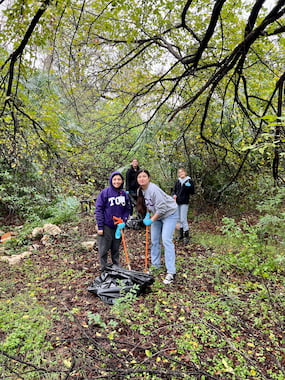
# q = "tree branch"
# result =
<box><xmin>2</xmin><ymin>0</ymin><xmax>50</xmax><ymax>97</ymax></box>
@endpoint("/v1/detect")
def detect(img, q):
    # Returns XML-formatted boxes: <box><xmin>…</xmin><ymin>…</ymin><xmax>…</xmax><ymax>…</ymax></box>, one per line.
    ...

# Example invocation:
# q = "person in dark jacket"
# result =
<box><xmin>95</xmin><ymin>171</ymin><xmax>132</xmax><ymax>270</ymax></box>
<box><xmin>125</xmin><ymin>159</ymin><xmax>140</xmax><ymax>202</ymax></box>
<box><xmin>172</xmin><ymin>167</ymin><xmax>195</xmax><ymax>244</ymax></box>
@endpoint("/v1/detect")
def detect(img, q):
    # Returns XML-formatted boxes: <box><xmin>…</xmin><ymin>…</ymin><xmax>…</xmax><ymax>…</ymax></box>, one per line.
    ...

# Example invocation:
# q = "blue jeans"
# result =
<box><xmin>178</xmin><ymin>204</ymin><xmax>189</xmax><ymax>232</ymax></box>
<box><xmin>150</xmin><ymin>209</ymin><xmax>178</xmax><ymax>274</ymax></box>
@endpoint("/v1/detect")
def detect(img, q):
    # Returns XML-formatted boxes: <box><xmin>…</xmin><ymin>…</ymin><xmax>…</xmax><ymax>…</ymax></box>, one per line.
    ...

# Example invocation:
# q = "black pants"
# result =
<box><xmin>97</xmin><ymin>225</ymin><xmax>121</xmax><ymax>270</ymax></box>
<box><xmin>128</xmin><ymin>191</ymin><xmax>137</xmax><ymax>215</ymax></box>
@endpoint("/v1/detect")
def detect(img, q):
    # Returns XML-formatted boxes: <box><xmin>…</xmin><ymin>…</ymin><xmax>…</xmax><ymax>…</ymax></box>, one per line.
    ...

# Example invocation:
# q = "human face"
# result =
<box><xmin>178</xmin><ymin>169</ymin><xmax>186</xmax><ymax>179</ymax></box>
<box><xmin>132</xmin><ymin>159</ymin><xmax>138</xmax><ymax>168</ymax></box>
<box><xmin>112</xmin><ymin>175</ymin><xmax>123</xmax><ymax>188</ymax></box>
<box><xmin>137</xmin><ymin>171</ymin><xmax>150</xmax><ymax>189</ymax></box>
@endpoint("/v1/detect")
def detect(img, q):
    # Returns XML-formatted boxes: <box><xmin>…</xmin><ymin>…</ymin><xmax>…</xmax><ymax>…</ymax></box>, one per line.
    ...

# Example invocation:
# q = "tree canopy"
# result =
<box><xmin>0</xmin><ymin>0</ymin><xmax>284</xmax><ymax>216</ymax></box>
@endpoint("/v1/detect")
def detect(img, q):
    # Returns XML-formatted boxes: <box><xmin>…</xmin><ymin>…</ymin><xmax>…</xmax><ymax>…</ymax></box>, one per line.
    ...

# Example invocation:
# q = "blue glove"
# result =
<box><xmin>115</xmin><ymin>227</ymin><xmax>121</xmax><ymax>239</ymax></box>
<box><xmin>143</xmin><ymin>213</ymin><xmax>153</xmax><ymax>226</ymax></box>
<box><xmin>115</xmin><ymin>222</ymin><xmax>125</xmax><ymax>239</ymax></box>
<box><xmin>185</xmin><ymin>182</ymin><xmax>191</xmax><ymax>187</ymax></box>
<box><xmin>143</xmin><ymin>218</ymin><xmax>153</xmax><ymax>226</ymax></box>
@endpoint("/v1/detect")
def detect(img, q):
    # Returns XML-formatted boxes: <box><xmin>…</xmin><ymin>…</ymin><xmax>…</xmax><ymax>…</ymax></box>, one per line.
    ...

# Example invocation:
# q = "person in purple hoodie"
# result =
<box><xmin>95</xmin><ymin>171</ymin><xmax>132</xmax><ymax>270</ymax></box>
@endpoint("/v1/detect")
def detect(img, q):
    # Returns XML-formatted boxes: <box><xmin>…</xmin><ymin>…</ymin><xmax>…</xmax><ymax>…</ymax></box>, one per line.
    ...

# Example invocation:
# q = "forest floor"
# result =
<box><xmin>0</xmin><ymin>213</ymin><xmax>284</xmax><ymax>380</ymax></box>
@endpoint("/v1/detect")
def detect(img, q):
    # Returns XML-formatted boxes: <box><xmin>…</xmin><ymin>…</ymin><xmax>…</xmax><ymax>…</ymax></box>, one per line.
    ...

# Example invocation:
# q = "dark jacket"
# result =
<box><xmin>173</xmin><ymin>177</ymin><xmax>195</xmax><ymax>205</ymax></box>
<box><xmin>95</xmin><ymin>171</ymin><xmax>132</xmax><ymax>230</ymax></box>
<box><xmin>125</xmin><ymin>166</ymin><xmax>140</xmax><ymax>193</ymax></box>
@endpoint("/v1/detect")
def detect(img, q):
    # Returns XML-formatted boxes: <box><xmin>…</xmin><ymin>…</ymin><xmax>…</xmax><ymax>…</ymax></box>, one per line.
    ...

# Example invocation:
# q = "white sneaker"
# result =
<box><xmin>163</xmin><ymin>273</ymin><xmax>174</xmax><ymax>284</ymax></box>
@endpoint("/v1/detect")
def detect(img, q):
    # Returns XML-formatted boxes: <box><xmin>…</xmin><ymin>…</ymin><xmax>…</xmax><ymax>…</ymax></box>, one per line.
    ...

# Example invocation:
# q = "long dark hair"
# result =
<box><xmin>136</xmin><ymin>169</ymin><xmax>150</xmax><ymax>216</ymax></box>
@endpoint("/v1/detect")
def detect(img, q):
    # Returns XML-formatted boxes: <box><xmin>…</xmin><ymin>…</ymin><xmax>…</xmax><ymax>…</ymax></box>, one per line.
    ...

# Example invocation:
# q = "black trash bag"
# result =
<box><xmin>126</xmin><ymin>215</ymin><xmax>144</xmax><ymax>230</ymax></box>
<box><xmin>87</xmin><ymin>264</ymin><xmax>155</xmax><ymax>305</ymax></box>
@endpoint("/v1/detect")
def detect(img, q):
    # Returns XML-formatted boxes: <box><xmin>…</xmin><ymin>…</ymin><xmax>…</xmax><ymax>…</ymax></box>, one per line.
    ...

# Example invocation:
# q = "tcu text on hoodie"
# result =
<box><xmin>95</xmin><ymin>171</ymin><xmax>132</xmax><ymax>270</ymax></box>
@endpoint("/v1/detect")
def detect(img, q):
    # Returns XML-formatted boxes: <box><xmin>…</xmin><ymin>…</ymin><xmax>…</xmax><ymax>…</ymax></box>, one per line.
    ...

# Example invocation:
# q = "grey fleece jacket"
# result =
<box><xmin>142</xmin><ymin>182</ymin><xmax>177</xmax><ymax>219</ymax></box>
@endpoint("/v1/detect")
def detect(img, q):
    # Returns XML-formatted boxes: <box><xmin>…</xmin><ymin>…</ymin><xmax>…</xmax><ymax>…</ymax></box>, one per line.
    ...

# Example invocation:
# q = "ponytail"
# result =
<box><xmin>136</xmin><ymin>168</ymin><xmax>150</xmax><ymax>217</ymax></box>
<box><xmin>136</xmin><ymin>188</ymin><xmax>147</xmax><ymax>217</ymax></box>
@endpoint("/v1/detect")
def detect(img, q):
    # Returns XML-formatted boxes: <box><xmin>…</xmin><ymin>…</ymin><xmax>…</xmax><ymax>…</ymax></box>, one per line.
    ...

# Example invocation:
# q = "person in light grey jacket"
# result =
<box><xmin>136</xmin><ymin>169</ymin><xmax>178</xmax><ymax>284</ymax></box>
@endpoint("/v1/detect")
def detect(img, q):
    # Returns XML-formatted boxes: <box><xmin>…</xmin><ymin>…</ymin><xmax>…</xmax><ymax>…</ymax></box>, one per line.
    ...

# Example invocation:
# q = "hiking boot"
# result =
<box><xmin>175</xmin><ymin>228</ymin><xmax>184</xmax><ymax>241</ymax></box>
<box><xmin>163</xmin><ymin>273</ymin><xmax>175</xmax><ymax>284</ymax></box>
<box><xmin>183</xmin><ymin>230</ymin><xmax>190</xmax><ymax>244</ymax></box>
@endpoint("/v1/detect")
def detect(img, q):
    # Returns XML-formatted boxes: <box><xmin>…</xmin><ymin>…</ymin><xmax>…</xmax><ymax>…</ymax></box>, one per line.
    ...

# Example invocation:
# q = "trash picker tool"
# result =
<box><xmin>113</xmin><ymin>216</ymin><xmax>131</xmax><ymax>270</ymax></box>
<box><xmin>121</xmin><ymin>229</ymin><xmax>131</xmax><ymax>270</ymax></box>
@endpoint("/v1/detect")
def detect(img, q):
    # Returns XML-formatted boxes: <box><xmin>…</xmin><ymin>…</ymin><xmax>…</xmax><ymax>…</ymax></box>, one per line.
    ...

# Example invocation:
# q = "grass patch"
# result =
<box><xmin>0</xmin><ymin>291</ymin><xmax>56</xmax><ymax>379</ymax></box>
<box><xmin>0</xmin><ymin>295</ymin><xmax>52</xmax><ymax>356</ymax></box>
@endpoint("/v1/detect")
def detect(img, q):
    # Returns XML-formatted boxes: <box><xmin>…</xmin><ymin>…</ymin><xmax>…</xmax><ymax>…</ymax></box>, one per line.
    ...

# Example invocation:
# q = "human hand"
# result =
<box><xmin>115</xmin><ymin>226</ymin><xmax>122</xmax><ymax>239</ymax></box>
<box><xmin>97</xmin><ymin>229</ymin><xmax>104</xmax><ymax>235</ymax></box>
<box><xmin>115</xmin><ymin>222</ymin><xmax>125</xmax><ymax>239</ymax></box>
<box><xmin>143</xmin><ymin>213</ymin><xmax>153</xmax><ymax>226</ymax></box>
<box><xmin>118</xmin><ymin>222</ymin><xmax>125</xmax><ymax>230</ymax></box>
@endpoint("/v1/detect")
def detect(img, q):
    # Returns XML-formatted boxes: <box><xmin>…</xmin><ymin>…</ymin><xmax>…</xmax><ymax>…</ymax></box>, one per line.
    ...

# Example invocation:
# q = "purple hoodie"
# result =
<box><xmin>95</xmin><ymin>171</ymin><xmax>132</xmax><ymax>230</ymax></box>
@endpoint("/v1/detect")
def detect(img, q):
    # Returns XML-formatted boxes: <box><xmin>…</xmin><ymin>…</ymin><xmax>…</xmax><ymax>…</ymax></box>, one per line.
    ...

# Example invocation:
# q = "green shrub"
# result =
<box><xmin>220</xmin><ymin>214</ymin><xmax>284</xmax><ymax>277</ymax></box>
<box><xmin>256</xmin><ymin>187</ymin><xmax>285</xmax><ymax>243</ymax></box>
<box><xmin>0</xmin><ymin>161</ymin><xmax>57</xmax><ymax>221</ymax></box>
<box><xmin>43</xmin><ymin>196</ymin><xmax>80</xmax><ymax>224</ymax></box>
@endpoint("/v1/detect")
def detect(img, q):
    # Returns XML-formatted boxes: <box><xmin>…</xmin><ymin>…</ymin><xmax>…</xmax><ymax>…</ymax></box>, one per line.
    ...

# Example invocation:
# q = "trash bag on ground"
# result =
<box><xmin>126</xmin><ymin>215</ymin><xmax>144</xmax><ymax>230</ymax></box>
<box><xmin>87</xmin><ymin>264</ymin><xmax>155</xmax><ymax>305</ymax></box>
